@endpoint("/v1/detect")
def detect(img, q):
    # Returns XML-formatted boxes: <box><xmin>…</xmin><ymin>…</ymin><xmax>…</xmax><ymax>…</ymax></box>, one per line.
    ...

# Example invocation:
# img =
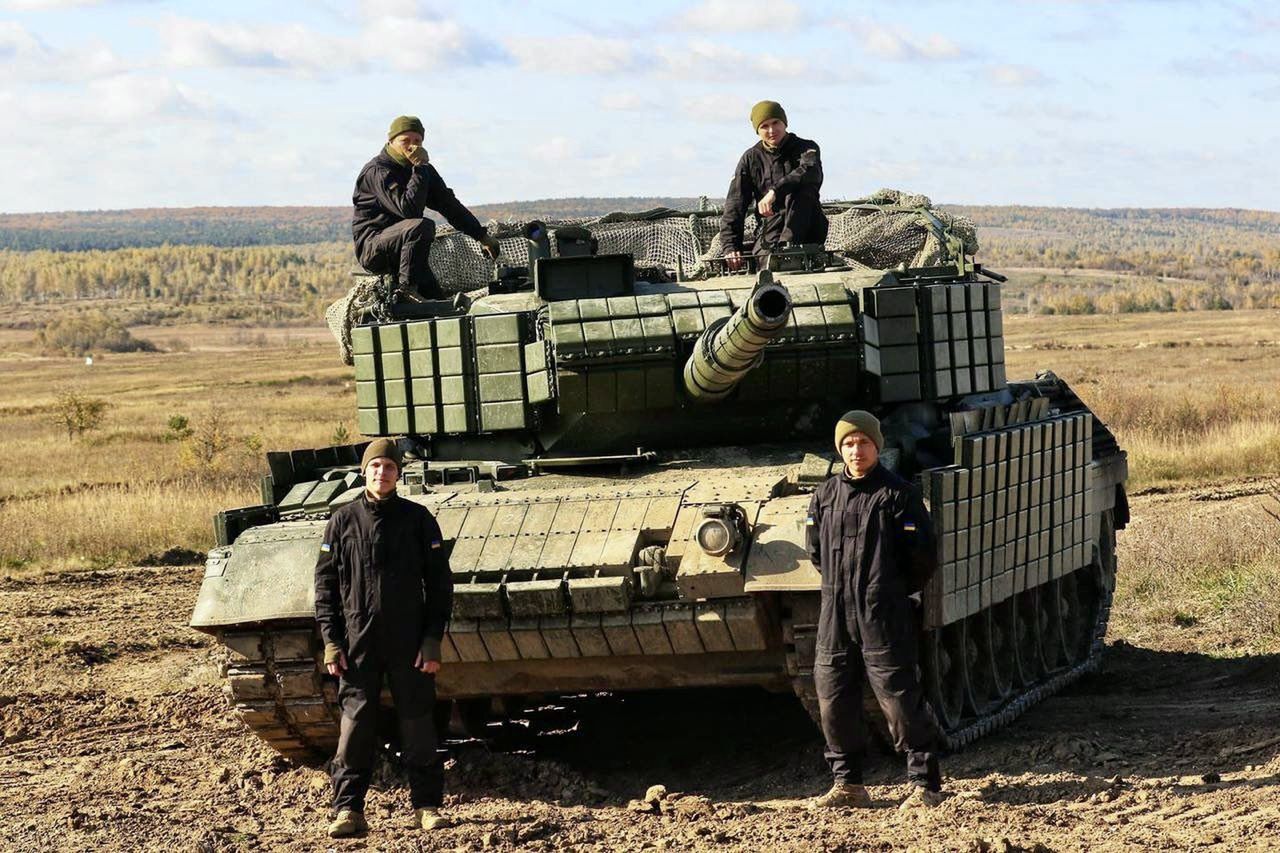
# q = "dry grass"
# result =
<box><xmin>0</xmin><ymin>337</ymin><xmax>351</xmax><ymax>572</ymax></box>
<box><xmin>1112</xmin><ymin>492</ymin><xmax>1280</xmax><ymax>655</ymax></box>
<box><xmin>1004</xmin><ymin>309</ymin><xmax>1280</xmax><ymax>490</ymax></box>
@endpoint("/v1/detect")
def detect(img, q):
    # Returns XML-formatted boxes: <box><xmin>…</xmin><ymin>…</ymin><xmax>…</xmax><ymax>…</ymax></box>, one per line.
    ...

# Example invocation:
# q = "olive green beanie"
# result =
<box><xmin>361</xmin><ymin>438</ymin><xmax>403</xmax><ymax>472</ymax></box>
<box><xmin>834</xmin><ymin>410</ymin><xmax>884</xmax><ymax>452</ymax></box>
<box><xmin>387</xmin><ymin>115</ymin><xmax>424</xmax><ymax>141</ymax></box>
<box><xmin>749</xmin><ymin>100</ymin><xmax>787</xmax><ymax>129</ymax></box>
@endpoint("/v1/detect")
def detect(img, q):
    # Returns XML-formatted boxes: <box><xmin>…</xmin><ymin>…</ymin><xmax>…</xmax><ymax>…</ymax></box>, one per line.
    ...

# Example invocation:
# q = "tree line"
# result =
<box><xmin>3</xmin><ymin>201</ymin><xmax>1278</xmax><ymax>318</ymax></box>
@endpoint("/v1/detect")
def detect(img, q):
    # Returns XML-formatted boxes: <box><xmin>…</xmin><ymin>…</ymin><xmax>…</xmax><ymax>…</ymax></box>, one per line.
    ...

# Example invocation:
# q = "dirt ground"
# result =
<box><xmin>2</xmin><ymin>490</ymin><xmax>1278</xmax><ymax>853</ymax></box>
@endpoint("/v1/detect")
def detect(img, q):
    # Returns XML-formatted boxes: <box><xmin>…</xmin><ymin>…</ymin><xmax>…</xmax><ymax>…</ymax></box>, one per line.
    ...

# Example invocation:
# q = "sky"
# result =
<box><xmin>1</xmin><ymin>0</ymin><xmax>1277</xmax><ymax>213</ymax></box>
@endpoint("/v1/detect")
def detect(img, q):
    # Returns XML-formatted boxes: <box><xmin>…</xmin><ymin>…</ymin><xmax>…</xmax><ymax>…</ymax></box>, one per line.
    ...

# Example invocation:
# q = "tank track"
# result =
<box><xmin>940</xmin><ymin>581</ymin><xmax>1111</xmax><ymax>750</ymax></box>
<box><xmin>783</xmin><ymin>568</ymin><xmax>1114</xmax><ymax>752</ymax></box>
<box><xmin>220</xmin><ymin>625</ymin><xmax>338</xmax><ymax>763</ymax></box>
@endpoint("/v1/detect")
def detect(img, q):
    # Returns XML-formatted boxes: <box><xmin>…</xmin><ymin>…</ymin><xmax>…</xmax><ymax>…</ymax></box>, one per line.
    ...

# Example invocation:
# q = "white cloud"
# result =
<box><xmin>507</xmin><ymin>35</ymin><xmax>636</xmax><ymax>75</ymax></box>
<box><xmin>0</xmin><ymin>20</ymin><xmax>43</xmax><ymax>55</ymax></box>
<box><xmin>531</xmin><ymin>135</ymin><xmax>580</xmax><ymax>162</ymax></box>
<box><xmin>679</xmin><ymin>93</ymin><xmax>749</xmax><ymax>124</ymax></box>
<box><xmin>657</xmin><ymin>39</ymin><xmax>844</xmax><ymax>82</ymax></box>
<box><xmin>1</xmin><ymin>0</ymin><xmax>105</xmax><ymax>8</ymax></box>
<box><xmin>598</xmin><ymin>91</ymin><xmax>659</xmax><ymax>112</ymax></box>
<box><xmin>1</xmin><ymin>72</ymin><xmax>234</xmax><ymax>144</ymax></box>
<box><xmin>0</xmin><ymin>19</ymin><xmax>126</xmax><ymax>81</ymax></box>
<box><xmin>89</xmin><ymin>73</ymin><xmax>220</xmax><ymax>122</ymax></box>
<box><xmin>840</xmin><ymin>20</ymin><xmax>970</xmax><ymax>62</ymax></box>
<box><xmin>159</xmin><ymin>17</ymin><xmax>343</xmax><ymax>71</ymax></box>
<box><xmin>363</xmin><ymin>15</ymin><xmax>503</xmax><ymax>71</ymax></box>
<box><xmin>675</xmin><ymin>0</ymin><xmax>805</xmax><ymax>32</ymax></box>
<box><xmin>985</xmin><ymin>64</ymin><xmax>1048</xmax><ymax>87</ymax></box>
<box><xmin>156</xmin><ymin>10</ymin><xmax>503</xmax><ymax>75</ymax></box>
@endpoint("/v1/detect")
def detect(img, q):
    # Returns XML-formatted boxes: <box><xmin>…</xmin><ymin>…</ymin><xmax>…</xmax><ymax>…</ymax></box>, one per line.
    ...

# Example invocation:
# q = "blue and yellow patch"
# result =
<box><xmin>430</xmin><ymin>540</ymin><xmax>442</xmax><ymax>550</ymax></box>
<box><xmin>320</xmin><ymin>543</ymin><xmax>332</xmax><ymax>553</ymax></box>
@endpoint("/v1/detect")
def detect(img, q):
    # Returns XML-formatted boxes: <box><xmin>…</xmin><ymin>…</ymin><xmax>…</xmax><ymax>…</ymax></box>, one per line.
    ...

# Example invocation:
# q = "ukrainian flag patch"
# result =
<box><xmin>804</xmin><ymin>516</ymin><xmax>815</xmax><ymax>526</ymax></box>
<box><xmin>320</xmin><ymin>543</ymin><xmax>331</xmax><ymax>553</ymax></box>
<box><xmin>430</xmin><ymin>540</ymin><xmax>442</xmax><ymax>550</ymax></box>
<box><xmin>903</xmin><ymin>522</ymin><xmax>918</xmax><ymax>532</ymax></box>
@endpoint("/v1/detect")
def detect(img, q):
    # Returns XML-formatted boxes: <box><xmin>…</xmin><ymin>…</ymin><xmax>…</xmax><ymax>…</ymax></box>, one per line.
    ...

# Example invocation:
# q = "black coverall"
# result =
<box><xmin>806</xmin><ymin>463</ymin><xmax>943</xmax><ymax>790</ymax></box>
<box><xmin>718</xmin><ymin>133</ymin><xmax>828</xmax><ymax>259</ymax></box>
<box><xmin>351</xmin><ymin>149</ymin><xmax>488</xmax><ymax>298</ymax></box>
<box><xmin>314</xmin><ymin>492</ymin><xmax>453</xmax><ymax>811</ymax></box>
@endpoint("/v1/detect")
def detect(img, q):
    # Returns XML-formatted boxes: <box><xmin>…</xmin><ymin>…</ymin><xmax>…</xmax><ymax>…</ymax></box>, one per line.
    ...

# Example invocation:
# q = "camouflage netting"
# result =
<box><xmin>326</xmin><ymin>189</ymin><xmax>978</xmax><ymax>363</ymax></box>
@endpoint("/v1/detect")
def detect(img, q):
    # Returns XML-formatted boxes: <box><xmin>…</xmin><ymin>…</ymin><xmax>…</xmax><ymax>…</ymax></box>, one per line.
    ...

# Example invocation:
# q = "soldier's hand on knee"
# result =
<box><xmin>757</xmin><ymin>189</ymin><xmax>776</xmax><ymax>216</ymax></box>
<box><xmin>725</xmin><ymin>251</ymin><xmax>745</xmax><ymax>271</ymax></box>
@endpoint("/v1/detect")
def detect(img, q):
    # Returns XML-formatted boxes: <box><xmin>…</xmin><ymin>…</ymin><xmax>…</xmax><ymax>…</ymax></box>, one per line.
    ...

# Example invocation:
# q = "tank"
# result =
<box><xmin>190</xmin><ymin>199</ymin><xmax>1129</xmax><ymax>761</ymax></box>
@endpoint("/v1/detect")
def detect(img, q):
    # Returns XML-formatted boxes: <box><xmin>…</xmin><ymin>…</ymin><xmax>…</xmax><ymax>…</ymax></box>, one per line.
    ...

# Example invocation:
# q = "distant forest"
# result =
<box><xmin>2</xmin><ymin>199</ymin><xmax>1278</xmax><ymax>319</ymax></box>
<box><xmin>0</xmin><ymin>199</ymin><xmax>703</xmax><ymax>251</ymax></box>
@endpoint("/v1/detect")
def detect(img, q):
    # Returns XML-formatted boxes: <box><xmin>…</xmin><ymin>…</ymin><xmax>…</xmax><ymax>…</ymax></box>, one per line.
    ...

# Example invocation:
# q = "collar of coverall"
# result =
<box><xmin>841</xmin><ymin>461</ymin><xmax>882</xmax><ymax>484</ymax></box>
<box><xmin>760</xmin><ymin>132</ymin><xmax>791</xmax><ymax>154</ymax></box>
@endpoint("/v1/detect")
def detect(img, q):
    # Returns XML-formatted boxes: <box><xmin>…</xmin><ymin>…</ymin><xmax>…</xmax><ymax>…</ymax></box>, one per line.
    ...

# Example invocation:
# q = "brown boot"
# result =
<box><xmin>327</xmin><ymin>809</ymin><xmax>368</xmax><ymax>838</ymax></box>
<box><xmin>809</xmin><ymin>781</ymin><xmax>872</xmax><ymax>809</ymax></box>
<box><xmin>416</xmin><ymin>806</ymin><xmax>451</xmax><ymax>830</ymax></box>
<box><xmin>898</xmin><ymin>786</ymin><xmax>945</xmax><ymax>810</ymax></box>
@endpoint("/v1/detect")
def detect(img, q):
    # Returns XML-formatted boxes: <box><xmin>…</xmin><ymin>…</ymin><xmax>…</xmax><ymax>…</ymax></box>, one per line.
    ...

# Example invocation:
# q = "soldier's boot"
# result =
<box><xmin>327</xmin><ymin>809</ymin><xmax>368</xmax><ymax>838</ymax></box>
<box><xmin>809</xmin><ymin>781</ymin><xmax>871</xmax><ymax>809</ymax></box>
<box><xmin>897</xmin><ymin>786</ymin><xmax>945</xmax><ymax>811</ymax></box>
<box><xmin>416</xmin><ymin>807</ymin><xmax>451</xmax><ymax>830</ymax></box>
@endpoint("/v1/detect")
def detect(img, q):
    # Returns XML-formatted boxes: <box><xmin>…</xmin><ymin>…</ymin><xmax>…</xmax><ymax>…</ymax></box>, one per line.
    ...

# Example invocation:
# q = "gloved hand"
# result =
<box><xmin>800</xmin><ymin>149</ymin><xmax>818</xmax><ymax>167</ymax></box>
<box><xmin>479</xmin><ymin>234</ymin><xmax>501</xmax><ymax>260</ymax></box>
<box><xmin>407</xmin><ymin>145</ymin><xmax>430</xmax><ymax>166</ymax></box>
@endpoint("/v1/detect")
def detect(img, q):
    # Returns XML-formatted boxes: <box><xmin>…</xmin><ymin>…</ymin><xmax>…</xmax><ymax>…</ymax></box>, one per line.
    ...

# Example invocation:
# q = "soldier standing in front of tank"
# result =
<box><xmin>806</xmin><ymin>411</ymin><xmax>946</xmax><ymax>810</ymax></box>
<box><xmin>718</xmin><ymin>100</ymin><xmax>827</xmax><ymax>270</ymax></box>
<box><xmin>352</xmin><ymin>115</ymin><xmax>501</xmax><ymax>299</ymax></box>
<box><xmin>314</xmin><ymin>438</ymin><xmax>454</xmax><ymax>837</ymax></box>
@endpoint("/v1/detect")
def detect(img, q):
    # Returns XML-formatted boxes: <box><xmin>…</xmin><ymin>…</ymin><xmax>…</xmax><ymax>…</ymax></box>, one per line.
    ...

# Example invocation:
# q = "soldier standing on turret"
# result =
<box><xmin>352</xmin><ymin>115</ymin><xmax>501</xmax><ymax>299</ymax></box>
<box><xmin>719</xmin><ymin>100</ymin><xmax>827</xmax><ymax>270</ymax></box>
<box><xmin>806</xmin><ymin>411</ymin><xmax>946</xmax><ymax>810</ymax></box>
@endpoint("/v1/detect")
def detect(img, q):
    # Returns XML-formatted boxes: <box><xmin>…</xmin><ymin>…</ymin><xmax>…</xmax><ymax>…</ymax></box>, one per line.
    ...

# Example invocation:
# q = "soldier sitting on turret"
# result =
<box><xmin>352</xmin><ymin>115</ymin><xmax>501</xmax><ymax>299</ymax></box>
<box><xmin>718</xmin><ymin>100</ymin><xmax>827</xmax><ymax>271</ymax></box>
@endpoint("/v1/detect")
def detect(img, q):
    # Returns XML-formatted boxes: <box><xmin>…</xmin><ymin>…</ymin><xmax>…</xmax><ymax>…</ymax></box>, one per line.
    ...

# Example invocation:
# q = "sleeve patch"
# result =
<box><xmin>430</xmin><ymin>540</ymin><xmax>442</xmax><ymax>549</ymax></box>
<box><xmin>320</xmin><ymin>543</ymin><xmax>332</xmax><ymax>552</ymax></box>
<box><xmin>804</xmin><ymin>516</ymin><xmax>815</xmax><ymax>526</ymax></box>
<box><xmin>903</xmin><ymin>522</ymin><xmax>917</xmax><ymax>532</ymax></box>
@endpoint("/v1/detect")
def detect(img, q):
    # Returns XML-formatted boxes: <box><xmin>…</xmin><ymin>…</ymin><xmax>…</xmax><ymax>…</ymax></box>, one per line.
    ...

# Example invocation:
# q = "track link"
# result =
<box><xmin>221</xmin><ymin>625</ymin><xmax>338</xmax><ymax>763</ymax></box>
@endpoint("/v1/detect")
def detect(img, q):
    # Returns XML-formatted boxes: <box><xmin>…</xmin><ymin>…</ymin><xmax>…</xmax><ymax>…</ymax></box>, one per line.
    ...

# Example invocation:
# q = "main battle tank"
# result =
<box><xmin>190</xmin><ymin>198</ymin><xmax>1129</xmax><ymax>761</ymax></box>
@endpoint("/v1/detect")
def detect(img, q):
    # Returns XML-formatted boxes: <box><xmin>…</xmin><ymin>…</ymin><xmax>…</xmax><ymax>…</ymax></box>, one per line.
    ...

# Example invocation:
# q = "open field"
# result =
<box><xmin>0</xmin><ymin>308</ymin><xmax>1278</xmax><ymax>849</ymax></box>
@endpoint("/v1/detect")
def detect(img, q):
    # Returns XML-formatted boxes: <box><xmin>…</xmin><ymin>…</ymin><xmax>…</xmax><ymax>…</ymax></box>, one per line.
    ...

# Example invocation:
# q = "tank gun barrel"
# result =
<box><xmin>683</xmin><ymin>272</ymin><xmax>792</xmax><ymax>402</ymax></box>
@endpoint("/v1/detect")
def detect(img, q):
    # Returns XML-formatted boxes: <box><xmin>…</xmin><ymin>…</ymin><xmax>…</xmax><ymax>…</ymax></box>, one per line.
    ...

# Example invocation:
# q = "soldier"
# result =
<box><xmin>719</xmin><ymin>100</ymin><xmax>827</xmax><ymax>270</ymax></box>
<box><xmin>806</xmin><ymin>411</ymin><xmax>945</xmax><ymax>810</ymax></box>
<box><xmin>314</xmin><ymin>438</ymin><xmax>454</xmax><ymax>837</ymax></box>
<box><xmin>352</xmin><ymin>115</ymin><xmax>501</xmax><ymax>299</ymax></box>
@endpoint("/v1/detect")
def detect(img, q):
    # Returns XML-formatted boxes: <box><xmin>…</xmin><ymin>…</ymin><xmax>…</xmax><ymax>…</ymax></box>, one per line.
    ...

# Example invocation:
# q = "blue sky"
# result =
<box><xmin>1</xmin><ymin>0</ymin><xmax>1277</xmax><ymax>212</ymax></box>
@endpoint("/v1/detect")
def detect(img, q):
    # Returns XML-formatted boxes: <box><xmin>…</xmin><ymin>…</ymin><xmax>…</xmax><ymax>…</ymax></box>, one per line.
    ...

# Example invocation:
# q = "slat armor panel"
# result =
<box><xmin>921</xmin><ymin>405</ymin><xmax>1093</xmax><ymax>628</ymax></box>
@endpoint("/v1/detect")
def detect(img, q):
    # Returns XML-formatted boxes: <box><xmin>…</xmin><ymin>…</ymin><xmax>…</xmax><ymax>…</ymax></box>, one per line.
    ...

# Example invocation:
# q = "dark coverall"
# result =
<box><xmin>351</xmin><ymin>148</ymin><xmax>488</xmax><ymax>298</ymax></box>
<box><xmin>314</xmin><ymin>492</ymin><xmax>453</xmax><ymax>812</ymax></box>
<box><xmin>718</xmin><ymin>132</ymin><xmax>828</xmax><ymax>259</ymax></box>
<box><xmin>805</xmin><ymin>463</ymin><xmax>943</xmax><ymax>790</ymax></box>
